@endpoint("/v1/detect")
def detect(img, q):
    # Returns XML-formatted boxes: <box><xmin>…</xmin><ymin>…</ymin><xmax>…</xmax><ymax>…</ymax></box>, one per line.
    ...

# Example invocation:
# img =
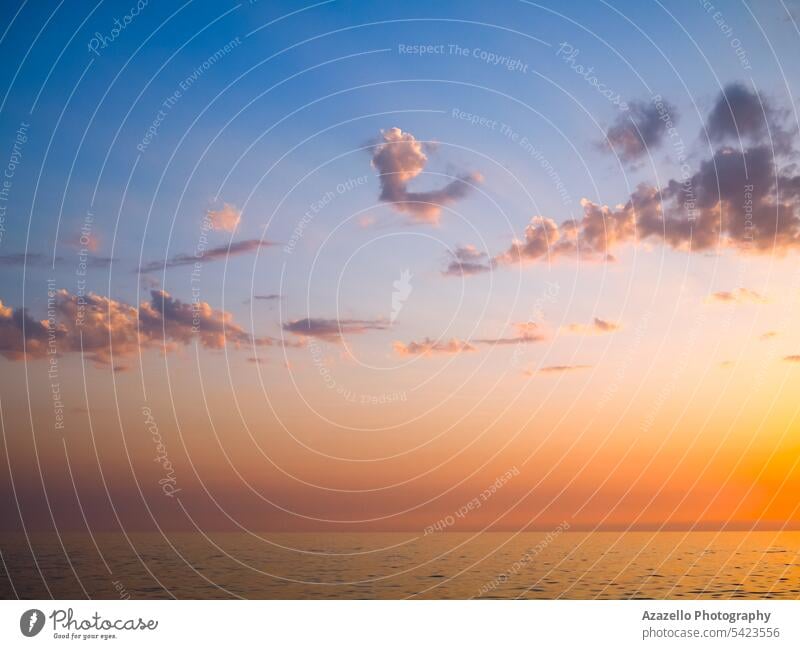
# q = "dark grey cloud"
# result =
<box><xmin>442</xmin><ymin>246</ymin><xmax>495</xmax><ymax>276</ymax></box>
<box><xmin>0</xmin><ymin>253</ymin><xmax>115</xmax><ymax>268</ymax></box>
<box><xmin>283</xmin><ymin>317</ymin><xmax>388</xmax><ymax>342</ymax></box>
<box><xmin>605</xmin><ymin>99</ymin><xmax>678</xmax><ymax>162</ymax></box>
<box><xmin>457</xmin><ymin>84</ymin><xmax>799</xmax><ymax>270</ymax></box>
<box><xmin>139</xmin><ymin>239</ymin><xmax>276</xmax><ymax>273</ymax></box>
<box><xmin>705</xmin><ymin>82</ymin><xmax>792</xmax><ymax>152</ymax></box>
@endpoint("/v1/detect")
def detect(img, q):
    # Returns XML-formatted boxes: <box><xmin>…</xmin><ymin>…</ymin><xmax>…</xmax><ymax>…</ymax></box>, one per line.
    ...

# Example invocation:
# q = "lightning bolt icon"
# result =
<box><xmin>28</xmin><ymin>611</ymin><xmax>38</xmax><ymax>632</ymax></box>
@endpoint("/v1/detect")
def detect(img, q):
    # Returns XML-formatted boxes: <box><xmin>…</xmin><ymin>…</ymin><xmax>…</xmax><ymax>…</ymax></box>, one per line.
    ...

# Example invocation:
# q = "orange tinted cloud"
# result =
<box><xmin>474</xmin><ymin>86</ymin><xmax>800</xmax><ymax>269</ymax></box>
<box><xmin>442</xmin><ymin>245</ymin><xmax>495</xmax><ymax>276</ymax></box>
<box><xmin>207</xmin><ymin>203</ymin><xmax>241</xmax><ymax>231</ymax></box>
<box><xmin>393</xmin><ymin>337</ymin><xmax>477</xmax><ymax>356</ymax></box>
<box><xmin>474</xmin><ymin>321</ymin><xmax>547</xmax><ymax>345</ymax></box>
<box><xmin>706</xmin><ymin>288</ymin><xmax>768</xmax><ymax>304</ymax></box>
<box><xmin>0</xmin><ymin>289</ymin><xmax>275</xmax><ymax>368</ymax></box>
<box><xmin>371</xmin><ymin>127</ymin><xmax>481</xmax><ymax>224</ymax></box>
<box><xmin>564</xmin><ymin>317</ymin><xmax>621</xmax><ymax>335</ymax></box>
<box><xmin>604</xmin><ymin>98</ymin><xmax>679</xmax><ymax>163</ymax></box>
<box><xmin>530</xmin><ymin>364</ymin><xmax>592</xmax><ymax>375</ymax></box>
<box><xmin>139</xmin><ymin>239</ymin><xmax>276</xmax><ymax>272</ymax></box>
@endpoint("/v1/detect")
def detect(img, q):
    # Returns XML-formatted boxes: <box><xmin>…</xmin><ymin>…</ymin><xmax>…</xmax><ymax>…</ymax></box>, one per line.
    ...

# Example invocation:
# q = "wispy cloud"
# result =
<box><xmin>393</xmin><ymin>337</ymin><xmax>477</xmax><ymax>356</ymax></box>
<box><xmin>474</xmin><ymin>322</ymin><xmax>547</xmax><ymax>345</ymax></box>
<box><xmin>706</xmin><ymin>288</ymin><xmax>768</xmax><ymax>304</ymax></box>
<box><xmin>0</xmin><ymin>252</ymin><xmax>115</xmax><ymax>268</ymax></box>
<box><xmin>564</xmin><ymin>317</ymin><xmax>621</xmax><ymax>335</ymax></box>
<box><xmin>283</xmin><ymin>317</ymin><xmax>388</xmax><ymax>342</ymax></box>
<box><xmin>528</xmin><ymin>364</ymin><xmax>592</xmax><ymax>375</ymax></box>
<box><xmin>139</xmin><ymin>239</ymin><xmax>276</xmax><ymax>272</ymax></box>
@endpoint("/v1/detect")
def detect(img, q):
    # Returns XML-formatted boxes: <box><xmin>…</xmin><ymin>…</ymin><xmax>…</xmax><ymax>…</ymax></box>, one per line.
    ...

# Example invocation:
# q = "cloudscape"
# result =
<box><xmin>1</xmin><ymin>0</ymin><xmax>800</xmax><ymax>610</ymax></box>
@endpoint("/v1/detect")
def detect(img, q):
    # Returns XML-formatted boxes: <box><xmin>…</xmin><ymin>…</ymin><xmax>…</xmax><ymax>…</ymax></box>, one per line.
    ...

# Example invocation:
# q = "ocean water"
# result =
<box><xmin>1</xmin><ymin>531</ymin><xmax>799</xmax><ymax>599</ymax></box>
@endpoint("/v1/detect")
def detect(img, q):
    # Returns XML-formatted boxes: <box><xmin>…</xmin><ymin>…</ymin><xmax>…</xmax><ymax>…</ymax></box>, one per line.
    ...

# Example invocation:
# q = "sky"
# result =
<box><xmin>1</xmin><ymin>0</ymin><xmax>800</xmax><ymax>534</ymax></box>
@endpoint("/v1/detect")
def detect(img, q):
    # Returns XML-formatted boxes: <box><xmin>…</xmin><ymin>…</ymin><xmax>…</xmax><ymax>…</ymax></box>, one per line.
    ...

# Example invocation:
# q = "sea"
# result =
<box><xmin>1</xmin><ymin>531</ymin><xmax>798</xmax><ymax>599</ymax></box>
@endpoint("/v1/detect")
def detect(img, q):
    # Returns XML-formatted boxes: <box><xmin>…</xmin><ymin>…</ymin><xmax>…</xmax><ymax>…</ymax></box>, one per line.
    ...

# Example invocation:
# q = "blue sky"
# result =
<box><xmin>2</xmin><ymin>1</ymin><xmax>800</xmax><ymax>533</ymax></box>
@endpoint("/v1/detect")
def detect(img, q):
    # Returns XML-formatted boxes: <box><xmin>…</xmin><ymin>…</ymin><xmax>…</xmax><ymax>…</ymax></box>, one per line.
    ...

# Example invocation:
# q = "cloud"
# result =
<box><xmin>565</xmin><ymin>317</ymin><xmax>621</xmax><ymax>335</ymax></box>
<box><xmin>784</xmin><ymin>355</ymin><xmax>800</xmax><ymax>363</ymax></box>
<box><xmin>207</xmin><ymin>203</ymin><xmax>241</xmax><ymax>231</ymax></box>
<box><xmin>528</xmin><ymin>364</ymin><xmax>592</xmax><ymax>375</ymax></box>
<box><xmin>494</xmin><ymin>195</ymin><xmax>640</xmax><ymax>264</ymax></box>
<box><xmin>604</xmin><ymin>99</ymin><xmax>678</xmax><ymax>162</ymax></box>
<box><xmin>474</xmin><ymin>322</ymin><xmax>547</xmax><ymax>345</ymax></box>
<box><xmin>455</xmin><ymin>85</ymin><xmax>800</xmax><ymax>272</ymax></box>
<box><xmin>0</xmin><ymin>253</ymin><xmax>56</xmax><ymax>266</ymax></box>
<box><xmin>63</xmin><ymin>231</ymin><xmax>100</xmax><ymax>252</ymax></box>
<box><xmin>393</xmin><ymin>337</ymin><xmax>477</xmax><ymax>356</ymax></box>
<box><xmin>759</xmin><ymin>331</ymin><xmax>778</xmax><ymax>341</ymax></box>
<box><xmin>0</xmin><ymin>289</ymin><xmax>276</xmax><ymax>368</ymax></box>
<box><xmin>371</xmin><ymin>127</ymin><xmax>481</xmax><ymax>224</ymax></box>
<box><xmin>283</xmin><ymin>317</ymin><xmax>388</xmax><ymax>342</ymax></box>
<box><xmin>0</xmin><ymin>300</ymin><xmax>56</xmax><ymax>360</ymax></box>
<box><xmin>491</xmin><ymin>145</ymin><xmax>800</xmax><ymax>266</ymax></box>
<box><xmin>706</xmin><ymin>288</ymin><xmax>768</xmax><ymax>304</ymax></box>
<box><xmin>705</xmin><ymin>82</ymin><xmax>792</xmax><ymax>152</ymax></box>
<box><xmin>139</xmin><ymin>239</ymin><xmax>275</xmax><ymax>272</ymax></box>
<box><xmin>442</xmin><ymin>245</ymin><xmax>495</xmax><ymax>276</ymax></box>
<box><xmin>0</xmin><ymin>253</ymin><xmax>115</xmax><ymax>268</ymax></box>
